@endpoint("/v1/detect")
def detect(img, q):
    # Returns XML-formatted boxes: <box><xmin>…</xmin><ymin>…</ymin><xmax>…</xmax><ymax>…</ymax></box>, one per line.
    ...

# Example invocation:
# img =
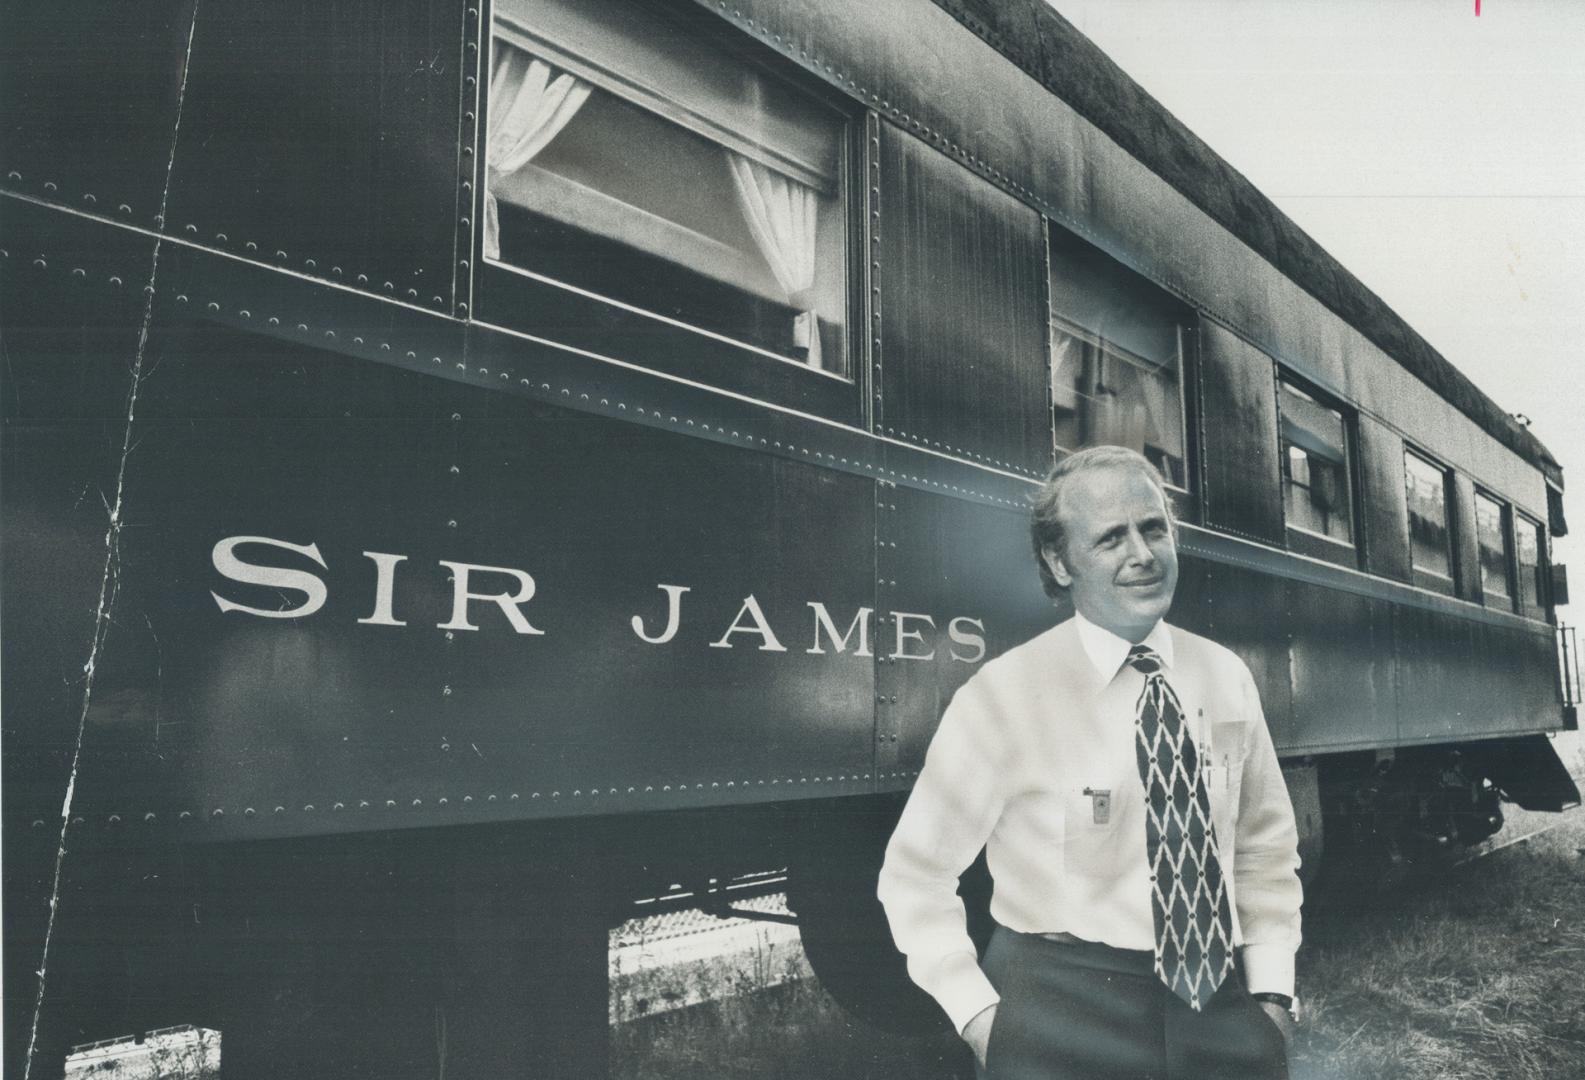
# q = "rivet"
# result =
<box><xmin>387</xmin><ymin>800</ymin><xmax>398</xmax><ymax>808</ymax></box>
<box><xmin>71</xmin><ymin>267</ymin><xmax>85</xmax><ymax>278</ymax></box>
<box><xmin>144</xmin><ymin>812</ymin><xmax>156</xmax><ymax>822</ymax></box>
<box><xmin>109</xmin><ymin>814</ymin><xmax>122</xmax><ymax>824</ymax></box>
<box><xmin>488</xmin><ymin>794</ymin><xmax>498</xmax><ymax>802</ymax></box>
<box><xmin>407</xmin><ymin>288</ymin><xmax>418</xmax><ymax>298</ymax></box>
<box><xmin>269</xmin><ymin>316</ymin><xmax>280</xmax><ymax>325</ymax></box>
<box><xmin>463</xmin><ymin>795</ymin><xmax>473</xmax><ymax>804</ymax></box>
<box><xmin>303</xmin><ymin>804</ymin><xmax>315</xmax><ymax>812</ymax></box>
<box><xmin>332</xmin><ymin>266</ymin><xmax>343</xmax><ymax>275</ymax></box>
<box><xmin>44</xmin><ymin>180</ymin><xmax>58</xmax><ymax>192</ymax></box>
<box><xmin>359</xmin><ymin>800</ymin><xmax>370</xmax><ymax>809</ymax></box>
<box><xmin>296</xmin><ymin>323</ymin><xmax>307</xmax><ymax>332</ymax></box>
<box><xmin>275</xmin><ymin>250</ymin><xmax>287</xmax><ymax>260</ymax></box>
<box><xmin>210</xmin><ymin>809</ymin><xmax>223</xmax><ymax>818</ymax></box>
<box><xmin>32</xmin><ymin>258</ymin><xmax>46</xmax><ymax>269</ymax></box>
<box><xmin>244</xmin><ymin>807</ymin><xmax>255</xmax><ymax>817</ymax></box>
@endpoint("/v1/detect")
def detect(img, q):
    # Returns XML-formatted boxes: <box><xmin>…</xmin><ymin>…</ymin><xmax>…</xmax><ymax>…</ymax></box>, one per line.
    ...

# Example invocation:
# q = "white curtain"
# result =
<box><xmin>727</xmin><ymin>153</ymin><xmax>822</xmax><ymax>368</ymax></box>
<box><xmin>484</xmin><ymin>46</ymin><xmax>591</xmax><ymax>261</ymax></box>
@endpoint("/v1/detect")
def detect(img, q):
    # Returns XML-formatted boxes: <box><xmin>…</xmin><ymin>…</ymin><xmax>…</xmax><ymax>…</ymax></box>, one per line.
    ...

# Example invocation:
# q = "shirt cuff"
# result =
<box><xmin>1240</xmin><ymin>942</ymin><xmax>1296</xmax><ymax>998</ymax></box>
<box><xmin>927</xmin><ymin>950</ymin><xmax>1002</xmax><ymax>1035</ymax></box>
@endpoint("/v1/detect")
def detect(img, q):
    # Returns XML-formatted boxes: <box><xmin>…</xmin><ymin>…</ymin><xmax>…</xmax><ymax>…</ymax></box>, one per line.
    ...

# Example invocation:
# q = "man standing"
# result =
<box><xmin>877</xmin><ymin>446</ymin><xmax>1302</xmax><ymax>1079</ymax></box>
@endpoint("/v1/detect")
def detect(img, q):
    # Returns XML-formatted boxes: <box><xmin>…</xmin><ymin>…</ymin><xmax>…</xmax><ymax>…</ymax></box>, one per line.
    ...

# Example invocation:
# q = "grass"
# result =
<box><xmin>1291</xmin><ymin>807</ymin><xmax>1585</xmax><ymax>1080</ymax></box>
<box><xmin>613</xmin><ymin>803</ymin><xmax>1585</xmax><ymax>1080</ymax></box>
<box><xmin>612</xmin><ymin>976</ymin><xmax>971</xmax><ymax>1080</ymax></box>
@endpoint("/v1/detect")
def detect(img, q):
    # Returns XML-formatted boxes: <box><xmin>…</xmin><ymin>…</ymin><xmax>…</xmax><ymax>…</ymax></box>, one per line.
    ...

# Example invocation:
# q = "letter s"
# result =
<box><xmin>948</xmin><ymin>616</ymin><xmax>986</xmax><ymax>664</ymax></box>
<box><xmin>210</xmin><ymin>535</ymin><xmax>329</xmax><ymax>619</ymax></box>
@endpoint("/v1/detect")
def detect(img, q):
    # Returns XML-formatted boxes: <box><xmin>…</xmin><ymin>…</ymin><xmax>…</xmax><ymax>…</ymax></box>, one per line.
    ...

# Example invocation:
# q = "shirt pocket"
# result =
<box><xmin>1203</xmin><ymin>721</ymin><xmax>1249</xmax><ymax>839</ymax></box>
<box><xmin>1061</xmin><ymin>786</ymin><xmax>1121</xmax><ymax>876</ymax></box>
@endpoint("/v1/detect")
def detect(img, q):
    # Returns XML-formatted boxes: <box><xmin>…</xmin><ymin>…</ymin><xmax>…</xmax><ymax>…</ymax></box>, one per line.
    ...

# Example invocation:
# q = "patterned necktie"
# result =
<box><xmin>1128</xmin><ymin>644</ymin><xmax>1234</xmax><ymax>1010</ymax></box>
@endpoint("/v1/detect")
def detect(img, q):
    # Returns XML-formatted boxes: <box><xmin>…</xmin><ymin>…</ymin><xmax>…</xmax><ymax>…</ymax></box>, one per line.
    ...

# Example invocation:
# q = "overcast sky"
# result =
<box><xmin>1050</xmin><ymin>0</ymin><xmax>1585</xmax><ymax>607</ymax></box>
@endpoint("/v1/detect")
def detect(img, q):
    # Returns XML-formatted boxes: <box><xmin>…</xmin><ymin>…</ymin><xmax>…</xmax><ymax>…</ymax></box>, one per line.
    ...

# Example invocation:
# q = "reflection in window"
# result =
<box><xmin>1051</xmin><ymin>321</ymin><xmax>1186</xmax><ymax>488</ymax></box>
<box><xmin>1405</xmin><ymin>449</ymin><xmax>1453</xmax><ymax>580</ymax></box>
<box><xmin>1048</xmin><ymin>230</ymin><xmax>1189</xmax><ymax>489</ymax></box>
<box><xmin>487</xmin><ymin>0</ymin><xmax>849</xmax><ymax>374</ymax></box>
<box><xmin>1278</xmin><ymin>379</ymin><xmax>1353</xmax><ymax>544</ymax></box>
<box><xmin>1517</xmin><ymin>514</ymin><xmax>1547</xmax><ymax>618</ymax></box>
<box><xmin>1475</xmin><ymin>491</ymin><xmax>1513</xmax><ymax>608</ymax></box>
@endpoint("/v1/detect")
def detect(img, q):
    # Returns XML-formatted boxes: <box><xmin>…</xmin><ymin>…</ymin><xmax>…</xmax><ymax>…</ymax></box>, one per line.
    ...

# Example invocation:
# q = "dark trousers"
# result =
<box><xmin>977</xmin><ymin>927</ymin><xmax>1289</xmax><ymax>1080</ymax></box>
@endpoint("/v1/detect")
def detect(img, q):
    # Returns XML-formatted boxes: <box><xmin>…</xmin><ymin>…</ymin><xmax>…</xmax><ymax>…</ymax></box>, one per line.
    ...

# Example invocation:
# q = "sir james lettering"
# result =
<box><xmin>209</xmin><ymin>534</ymin><xmax>988</xmax><ymax>663</ymax></box>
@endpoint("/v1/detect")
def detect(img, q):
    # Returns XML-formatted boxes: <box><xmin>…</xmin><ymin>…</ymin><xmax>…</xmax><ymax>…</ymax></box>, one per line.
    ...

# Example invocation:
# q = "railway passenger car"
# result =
<box><xmin>3</xmin><ymin>0</ymin><xmax>1578</xmax><ymax>1076</ymax></box>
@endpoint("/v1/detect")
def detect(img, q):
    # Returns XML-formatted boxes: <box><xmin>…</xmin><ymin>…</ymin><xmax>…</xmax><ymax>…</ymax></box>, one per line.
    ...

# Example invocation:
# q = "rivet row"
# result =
<box><xmin>56</xmin><ymin>773</ymin><xmax>905</xmax><ymax>827</ymax></box>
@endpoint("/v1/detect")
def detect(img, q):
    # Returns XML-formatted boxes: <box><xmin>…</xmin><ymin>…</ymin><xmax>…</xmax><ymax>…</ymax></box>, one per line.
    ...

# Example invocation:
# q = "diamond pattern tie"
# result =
<box><xmin>1128</xmin><ymin>644</ymin><xmax>1234</xmax><ymax>1011</ymax></box>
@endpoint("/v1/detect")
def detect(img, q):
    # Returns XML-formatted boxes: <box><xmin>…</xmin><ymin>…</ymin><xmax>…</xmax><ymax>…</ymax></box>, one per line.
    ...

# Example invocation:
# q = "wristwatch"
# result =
<box><xmin>1250</xmin><ymin>992</ymin><xmax>1301</xmax><ymax>1023</ymax></box>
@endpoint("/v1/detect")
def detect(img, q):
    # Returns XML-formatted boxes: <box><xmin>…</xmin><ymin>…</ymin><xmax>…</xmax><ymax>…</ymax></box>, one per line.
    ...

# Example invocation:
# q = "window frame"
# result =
<box><xmin>473</xmin><ymin>0</ymin><xmax>866</xmax><ymax>425</ymax></box>
<box><xmin>1045</xmin><ymin>226</ymin><xmax>1197</xmax><ymax>507</ymax></box>
<box><xmin>1275</xmin><ymin>371</ymin><xmax>1359</xmax><ymax>568</ymax></box>
<box><xmin>1403</xmin><ymin>444</ymin><xmax>1458</xmax><ymax>596</ymax></box>
<box><xmin>1514</xmin><ymin>508</ymin><xmax>1551</xmax><ymax>621</ymax></box>
<box><xmin>1473</xmin><ymin>487</ymin><xmax>1517</xmax><ymax>611</ymax></box>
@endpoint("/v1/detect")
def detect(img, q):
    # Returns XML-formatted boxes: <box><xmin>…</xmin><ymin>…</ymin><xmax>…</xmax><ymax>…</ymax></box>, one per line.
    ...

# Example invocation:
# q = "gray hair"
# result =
<box><xmin>1030</xmin><ymin>446</ymin><xmax>1175</xmax><ymax>599</ymax></box>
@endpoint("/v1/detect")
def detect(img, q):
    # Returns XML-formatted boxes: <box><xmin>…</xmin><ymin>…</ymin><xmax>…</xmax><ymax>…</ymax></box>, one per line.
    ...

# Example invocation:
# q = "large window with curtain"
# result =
<box><xmin>1048</xmin><ymin>228</ymin><xmax>1191</xmax><ymax>491</ymax></box>
<box><xmin>1277</xmin><ymin>375</ymin><xmax>1355</xmax><ymax>559</ymax></box>
<box><xmin>485</xmin><ymin>0</ymin><xmax>850</xmax><ymax>376</ymax></box>
<box><xmin>1405</xmin><ymin>448</ymin><xmax>1455</xmax><ymax>595</ymax></box>
<box><xmin>1516</xmin><ymin>512</ymin><xmax>1549</xmax><ymax>620</ymax></box>
<box><xmin>1474</xmin><ymin>490</ymin><xmax>1514</xmax><ymax>610</ymax></box>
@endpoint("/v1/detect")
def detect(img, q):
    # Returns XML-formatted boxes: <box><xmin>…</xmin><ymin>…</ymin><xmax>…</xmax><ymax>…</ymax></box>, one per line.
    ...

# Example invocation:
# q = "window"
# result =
<box><xmin>486</xmin><ymin>0</ymin><xmax>850</xmax><ymax>375</ymax></box>
<box><xmin>1474</xmin><ymin>491</ymin><xmax>1514</xmax><ymax>609</ymax></box>
<box><xmin>1277</xmin><ymin>377</ymin><xmax>1354</xmax><ymax>551</ymax></box>
<box><xmin>1516</xmin><ymin>513</ymin><xmax>1549</xmax><ymax>620</ymax></box>
<box><xmin>1405</xmin><ymin>448</ymin><xmax>1455</xmax><ymax>594</ymax></box>
<box><xmin>1049</xmin><ymin>229</ymin><xmax>1191</xmax><ymax>490</ymax></box>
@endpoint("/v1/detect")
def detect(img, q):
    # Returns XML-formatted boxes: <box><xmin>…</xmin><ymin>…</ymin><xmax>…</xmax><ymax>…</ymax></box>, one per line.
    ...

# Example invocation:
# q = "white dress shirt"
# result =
<box><xmin>876</xmin><ymin>614</ymin><xmax>1303</xmax><ymax>1033</ymax></box>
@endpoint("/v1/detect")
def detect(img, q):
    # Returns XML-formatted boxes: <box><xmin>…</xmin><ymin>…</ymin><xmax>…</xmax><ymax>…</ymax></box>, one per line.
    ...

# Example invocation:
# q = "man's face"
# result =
<box><xmin>1041</xmin><ymin>465</ymin><xmax>1178</xmax><ymax>642</ymax></box>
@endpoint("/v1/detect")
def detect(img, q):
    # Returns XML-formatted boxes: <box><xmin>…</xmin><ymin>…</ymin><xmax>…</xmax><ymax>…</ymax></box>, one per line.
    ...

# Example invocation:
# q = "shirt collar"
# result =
<box><xmin>1073</xmin><ymin>611</ymin><xmax>1174</xmax><ymax>683</ymax></box>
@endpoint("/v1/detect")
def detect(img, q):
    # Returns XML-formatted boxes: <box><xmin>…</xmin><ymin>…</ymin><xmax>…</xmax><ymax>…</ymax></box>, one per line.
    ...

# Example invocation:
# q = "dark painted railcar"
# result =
<box><xmin>3</xmin><ymin>0</ymin><xmax>1578</xmax><ymax>1076</ymax></box>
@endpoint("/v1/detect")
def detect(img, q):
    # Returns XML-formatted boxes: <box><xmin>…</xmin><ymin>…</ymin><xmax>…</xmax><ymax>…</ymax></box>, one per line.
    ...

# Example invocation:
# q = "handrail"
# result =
<box><xmin>1559</xmin><ymin>624</ymin><xmax>1581</xmax><ymax>707</ymax></box>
